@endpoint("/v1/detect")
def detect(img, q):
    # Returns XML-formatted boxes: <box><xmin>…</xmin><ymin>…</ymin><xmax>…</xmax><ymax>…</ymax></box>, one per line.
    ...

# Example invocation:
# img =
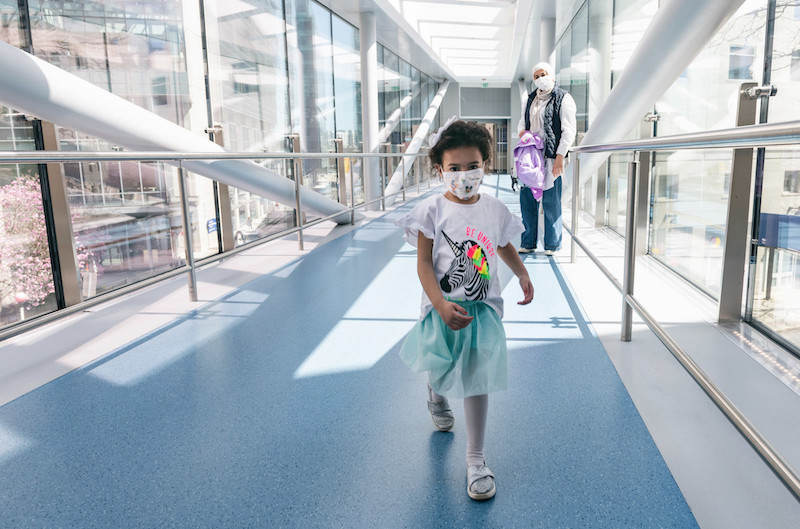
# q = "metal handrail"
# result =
<box><xmin>573</xmin><ymin>119</ymin><xmax>800</xmax><ymax>153</ymax></box>
<box><xmin>567</xmin><ymin>117</ymin><xmax>800</xmax><ymax>502</ymax></box>
<box><xmin>0</xmin><ymin>148</ymin><xmax>436</xmax><ymax>341</ymax></box>
<box><xmin>0</xmin><ymin>150</ymin><xmax>428</xmax><ymax>163</ymax></box>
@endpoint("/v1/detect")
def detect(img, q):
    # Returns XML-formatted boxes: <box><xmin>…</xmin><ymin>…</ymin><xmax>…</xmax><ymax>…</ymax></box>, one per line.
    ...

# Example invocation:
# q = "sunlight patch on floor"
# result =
<box><xmin>294</xmin><ymin>253</ymin><xmax>420</xmax><ymax>378</ymax></box>
<box><xmin>0</xmin><ymin>422</ymin><xmax>33</xmax><ymax>464</ymax></box>
<box><xmin>87</xmin><ymin>291</ymin><xmax>268</xmax><ymax>386</ymax></box>
<box><xmin>293</xmin><ymin>318</ymin><xmax>415</xmax><ymax>378</ymax></box>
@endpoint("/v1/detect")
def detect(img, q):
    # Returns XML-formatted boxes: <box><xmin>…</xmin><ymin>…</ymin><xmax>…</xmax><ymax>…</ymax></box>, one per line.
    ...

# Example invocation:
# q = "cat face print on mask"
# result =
<box><xmin>442</xmin><ymin>168</ymin><xmax>484</xmax><ymax>200</ymax></box>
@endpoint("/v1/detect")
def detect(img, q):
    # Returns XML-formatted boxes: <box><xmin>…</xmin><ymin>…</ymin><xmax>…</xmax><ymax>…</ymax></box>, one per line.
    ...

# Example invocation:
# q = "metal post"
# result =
<box><xmin>402</xmin><ymin>155</ymin><xmax>406</xmax><ymax>202</ymax></box>
<box><xmin>349</xmin><ymin>156</ymin><xmax>356</xmax><ymax>225</ymax></box>
<box><xmin>177</xmin><ymin>162</ymin><xmax>198</xmax><ymax>302</ymax></box>
<box><xmin>718</xmin><ymin>81</ymin><xmax>759</xmax><ymax>322</ymax></box>
<box><xmin>621</xmin><ymin>155</ymin><xmax>639</xmax><ymax>341</ymax></box>
<box><xmin>289</xmin><ymin>134</ymin><xmax>304</xmax><ymax>250</ymax></box>
<box><xmin>415</xmin><ymin>156</ymin><xmax>421</xmax><ymax>194</ymax></box>
<box><xmin>594</xmin><ymin>160</ymin><xmax>608</xmax><ymax>228</ymax></box>
<box><xmin>381</xmin><ymin>150</ymin><xmax>386</xmax><ymax>211</ymax></box>
<box><xmin>206</xmin><ymin>125</ymin><xmax>235</xmax><ymax>252</ymax></box>
<box><xmin>333</xmin><ymin>138</ymin><xmax>347</xmax><ymax>205</ymax></box>
<box><xmin>635</xmin><ymin>150</ymin><xmax>651</xmax><ymax>256</ymax></box>
<box><xmin>571</xmin><ymin>155</ymin><xmax>581</xmax><ymax>264</ymax></box>
<box><xmin>39</xmin><ymin>120</ymin><xmax>82</xmax><ymax>306</ymax></box>
<box><xmin>635</xmin><ymin>118</ymin><xmax>655</xmax><ymax>255</ymax></box>
<box><xmin>765</xmin><ymin>247</ymin><xmax>775</xmax><ymax>300</ymax></box>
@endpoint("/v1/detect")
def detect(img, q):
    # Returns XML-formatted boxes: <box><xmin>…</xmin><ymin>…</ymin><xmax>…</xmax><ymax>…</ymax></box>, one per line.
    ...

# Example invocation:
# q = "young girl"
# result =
<box><xmin>395</xmin><ymin>119</ymin><xmax>534</xmax><ymax>501</ymax></box>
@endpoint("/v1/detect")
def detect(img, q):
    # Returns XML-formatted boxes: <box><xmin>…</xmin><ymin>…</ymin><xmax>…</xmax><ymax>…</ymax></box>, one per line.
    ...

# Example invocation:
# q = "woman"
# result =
<box><xmin>516</xmin><ymin>62</ymin><xmax>577</xmax><ymax>255</ymax></box>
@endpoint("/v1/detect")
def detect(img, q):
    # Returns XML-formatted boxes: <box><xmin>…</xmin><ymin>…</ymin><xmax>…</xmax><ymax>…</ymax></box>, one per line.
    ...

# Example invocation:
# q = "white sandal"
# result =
<box><xmin>427</xmin><ymin>398</ymin><xmax>454</xmax><ymax>431</ymax></box>
<box><xmin>467</xmin><ymin>464</ymin><xmax>496</xmax><ymax>500</ymax></box>
<box><xmin>427</xmin><ymin>384</ymin><xmax>454</xmax><ymax>432</ymax></box>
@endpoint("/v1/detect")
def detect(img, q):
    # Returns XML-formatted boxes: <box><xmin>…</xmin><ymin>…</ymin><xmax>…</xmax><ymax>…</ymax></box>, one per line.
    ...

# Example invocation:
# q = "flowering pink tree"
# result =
<box><xmin>0</xmin><ymin>175</ymin><xmax>55</xmax><ymax>309</ymax></box>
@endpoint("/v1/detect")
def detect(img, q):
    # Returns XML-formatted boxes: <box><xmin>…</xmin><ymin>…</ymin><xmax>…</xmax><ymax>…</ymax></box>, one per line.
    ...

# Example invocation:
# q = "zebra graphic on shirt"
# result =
<box><xmin>439</xmin><ymin>231</ymin><xmax>490</xmax><ymax>300</ymax></box>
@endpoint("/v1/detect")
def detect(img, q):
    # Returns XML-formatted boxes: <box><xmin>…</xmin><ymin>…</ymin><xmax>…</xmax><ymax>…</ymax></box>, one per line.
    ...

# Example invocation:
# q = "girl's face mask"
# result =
<box><xmin>442</xmin><ymin>168</ymin><xmax>484</xmax><ymax>200</ymax></box>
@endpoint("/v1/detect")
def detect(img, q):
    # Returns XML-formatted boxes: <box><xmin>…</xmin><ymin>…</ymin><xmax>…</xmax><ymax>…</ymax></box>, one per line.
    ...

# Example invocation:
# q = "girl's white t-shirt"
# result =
<box><xmin>396</xmin><ymin>193</ymin><xmax>524</xmax><ymax>319</ymax></box>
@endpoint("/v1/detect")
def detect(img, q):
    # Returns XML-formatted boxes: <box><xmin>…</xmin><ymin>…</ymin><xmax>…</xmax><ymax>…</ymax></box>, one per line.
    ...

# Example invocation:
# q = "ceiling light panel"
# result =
<box><xmin>401</xmin><ymin>3</ymin><xmax>505</xmax><ymax>25</ymax></box>
<box><xmin>429</xmin><ymin>37</ymin><xmax>501</xmax><ymax>52</ymax></box>
<box><xmin>439</xmin><ymin>49</ymin><xmax>499</xmax><ymax>59</ymax></box>
<box><xmin>418</xmin><ymin>21</ymin><xmax>503</xmax><ymax>41</ymax></box>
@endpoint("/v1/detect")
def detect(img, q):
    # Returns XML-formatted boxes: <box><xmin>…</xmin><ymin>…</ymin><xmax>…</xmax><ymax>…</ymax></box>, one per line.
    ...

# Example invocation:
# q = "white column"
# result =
<box><xmin>359</xmin><ymin>11</ymin><xmax>380</xmax><ymax>211</ymax></box>
<box><xmin>539</xmin><ymin>18</ymin><xmax>556</xmax><ymax>65</ymax></box>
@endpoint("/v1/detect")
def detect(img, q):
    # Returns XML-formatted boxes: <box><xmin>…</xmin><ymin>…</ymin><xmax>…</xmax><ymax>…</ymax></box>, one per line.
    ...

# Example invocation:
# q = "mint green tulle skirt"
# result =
<box><xmin>399</xmin><ymin>301</ymin><xmax>508</xmax><ymax>399</ymax></box>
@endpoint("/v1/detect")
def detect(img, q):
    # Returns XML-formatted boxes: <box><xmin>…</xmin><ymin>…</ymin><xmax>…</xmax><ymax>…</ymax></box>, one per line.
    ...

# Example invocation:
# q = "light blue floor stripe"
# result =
<box><xmin>0</xmin><ymin>176</ymin><xmax>698</xmax><ymax>528</ymax></box>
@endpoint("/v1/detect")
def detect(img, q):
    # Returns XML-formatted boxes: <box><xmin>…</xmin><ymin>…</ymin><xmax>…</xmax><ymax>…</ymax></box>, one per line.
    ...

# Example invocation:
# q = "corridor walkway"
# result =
<box><xmin>0</xmin><ymin>176</ymin><xmax>698</xmax><ymax>528</ymax></box>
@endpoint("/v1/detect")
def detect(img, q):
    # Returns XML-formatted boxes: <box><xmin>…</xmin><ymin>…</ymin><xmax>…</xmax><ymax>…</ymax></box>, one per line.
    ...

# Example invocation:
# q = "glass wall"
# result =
<box><xmin>0</xmin><ymin>0</ymin><xmax>441</xmax><ymax>332</ymax></box>
<box><xmin>0</xmin><ymin>4</ymin><xmax>56</xmax><ymax>328</ymax></box>
<box><xmin>332</xmin><ymin>17</ymin><xmax>362</xmax><ymax>153</ymax></box>
<box><xmin>206</xmin><ymin>0</ymin><xmax>294</xmax><ymax>245</ymax></box>
<box><xmin>0</xmin><ymin>108</ymin><xmax>59</xmax><ymax>327</ymax></box>
<box><xmin>286</xmin><ymin>0</ymin><xmax>337</xmax><ymax>208</ymax></box>
<box><xmin>749</xmin><ymin>2</ymin><xmax>800</xmax><ymax>351</ymax></box>
<box><xmin>25</xmin><ymin>1</ymin><xmax>217</xmax><ymax>299</ymax></box>
<box><xmin>605</xmin><ymin>0</ymin><xmax>658</xmax><ymax>235</ymax></box>
<box><xmin>378</xmin><ymin>45</ymin><xmax>439</xmax><ymax>187</ymax></box>
<box><xmin>555</xmin><ymin>0</ymin><xmax>800</xmax><ymax>353</ymax></box>
<box><xmin>649</xmin><ymin>1</ymin><xmax>766</xmax><ymax>298</ymax></box>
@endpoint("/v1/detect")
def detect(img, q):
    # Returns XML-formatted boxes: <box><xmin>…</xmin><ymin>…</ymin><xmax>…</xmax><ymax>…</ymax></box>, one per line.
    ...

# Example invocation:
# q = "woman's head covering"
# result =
<box><xmin>532</xmin><ymin>61</ymin><xmax>553</xmax><ymax>77</ymax></box>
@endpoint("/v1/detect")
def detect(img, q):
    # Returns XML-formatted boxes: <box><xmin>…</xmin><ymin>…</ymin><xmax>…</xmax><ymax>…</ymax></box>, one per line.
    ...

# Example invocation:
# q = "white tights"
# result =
<box><xmin>464</xmin><ymin>394</ymin><xmax>488</xmax><ymax>467</ymax></box>
<box><xmin>429</xmin><ymin>385</ymin><xmax>488</xmax><ymax>466</ymax></box>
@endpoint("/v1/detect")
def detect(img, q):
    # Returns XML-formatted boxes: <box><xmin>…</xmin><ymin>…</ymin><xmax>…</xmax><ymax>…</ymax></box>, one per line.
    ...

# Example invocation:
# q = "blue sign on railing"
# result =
<box><xmin>758</xmin><ymin>213</ymin><xmax>800</xmax><ymax>252</ymax></box>
<box><xmin>207</xmin><ymin>218</ymin><xmax>217</xmax><ymax>234</ymax></box>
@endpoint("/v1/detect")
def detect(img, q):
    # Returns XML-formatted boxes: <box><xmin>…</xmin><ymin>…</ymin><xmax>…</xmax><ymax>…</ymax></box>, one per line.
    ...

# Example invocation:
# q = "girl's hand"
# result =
<box><xmin>518</xmin><ymin>275</ymin><xmax>534</xmax><ymax>305</ymax></box>
<box><xmin>436</xmin><ymin>301</ymin><xmax>474</xmax><ymax>330</ymax></box>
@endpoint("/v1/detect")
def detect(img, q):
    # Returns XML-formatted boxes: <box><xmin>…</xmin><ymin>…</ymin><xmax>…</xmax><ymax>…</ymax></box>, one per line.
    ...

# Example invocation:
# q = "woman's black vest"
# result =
<box><xmin>524</xmin><ymin>86</ymin><xmax>566</xmax><ymax>159</ymax></box>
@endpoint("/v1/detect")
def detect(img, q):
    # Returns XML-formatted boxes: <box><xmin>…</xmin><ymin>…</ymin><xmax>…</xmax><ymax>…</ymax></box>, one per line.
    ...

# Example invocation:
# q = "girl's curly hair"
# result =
<box><xmin>429</xmin><ymin>120</ymin><xmax>493</xmax><ymax>169</ymax></box>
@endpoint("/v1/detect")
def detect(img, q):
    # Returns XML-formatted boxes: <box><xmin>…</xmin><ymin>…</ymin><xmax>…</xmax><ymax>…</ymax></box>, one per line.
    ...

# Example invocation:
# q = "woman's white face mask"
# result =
<box><xmin>534</xmin><ymin>75</ymin><xmax>555</xmax><ymax>92</ymax></box>
<box><xmin>442</xmin><ymin>168</ymin><xmax>484</xmax><ymax>200</ymax></box>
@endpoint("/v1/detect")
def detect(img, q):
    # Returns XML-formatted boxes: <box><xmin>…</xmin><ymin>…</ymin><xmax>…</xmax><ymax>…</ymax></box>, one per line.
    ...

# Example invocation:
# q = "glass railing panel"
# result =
<box><xmin>607</xmin><ymin>152</ymin><xmax>628</xmax><ymax>235</ymax></box>
<box><xmin>749</xmin><ymin>146</ymin><xmax>800</xmax><ymax>351</ymax></box>
<box><xmin>649</xmin><ymin>148</ymin><xmax>732</xmax><ymax>298</ymax></box>
<box><xmin>68</xmin><ymin>161</ymin><xmax>185</xmax><ymax>298</ymax></box>
<box><xmin>751</xmin><ymin>247</ymin><xmax>800</xmax><ymax>351</ymax></box>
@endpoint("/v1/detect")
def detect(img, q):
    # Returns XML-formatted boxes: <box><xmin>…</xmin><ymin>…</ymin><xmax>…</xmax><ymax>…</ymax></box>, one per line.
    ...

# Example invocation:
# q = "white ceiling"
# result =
<box><xmin>324</xmin><ymin>0</ymin><xmax>554</xmax><ymax>86</ymax></box>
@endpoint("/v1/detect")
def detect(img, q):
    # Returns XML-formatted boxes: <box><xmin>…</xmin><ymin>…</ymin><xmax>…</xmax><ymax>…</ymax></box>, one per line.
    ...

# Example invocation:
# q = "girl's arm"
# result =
<box><xmin>497</xmin><ymin>243</ymin><xmax>534</xmax><ymax>305</ymax></box>
<box><xmin>417</xmin><ymin>232</ymin><xmax>474</xmax><ymax>330</ymax></box>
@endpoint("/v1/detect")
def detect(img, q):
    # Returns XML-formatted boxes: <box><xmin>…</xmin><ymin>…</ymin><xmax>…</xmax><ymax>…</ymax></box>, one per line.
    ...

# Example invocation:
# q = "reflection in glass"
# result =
<box><xmin>332</xmin><ymin>16</ymin><xmax>361</xmax><ymax>153</ymax></box>
<box><xmin>0</xmin><ymin>2</ymin><xmax>23</xmax><ymax>48</ymax></box>
<box><xmin>64</xmin><ymin>149</ymin><xmax>186</xmax><ymax>297</ymax></box>
<box><xmin>0</xmin><ymin>106</ymin><xmax>58</xmax><ymax>327</ymax></box>
<box><xmin>767</xmin><ymin>4</ymin><xmax>800</xmax><ymax>123</ymax></box>
<box><xmin>570</xmin><ymin>3</ymin><xmax>589</xmax><ymax>133</ymax></box>
<box><xmin>286</xmin><ymin>0</ymin><xmax>337</xmax><ymax>211</ymax></box>
<box><xmin>206</xmin><ymin>0</ymin><xmax>295</xmax><ymax>245</ymax></box>
<box><xmin>751</xmin><ymin>246</ymin><xmax>800</xmax><ymax>352</ymax></box>
<box><xmin>649</xmin><ymin>149</ymin><xmax>732</xmax><ymax>297</ymax></box>
<box><xmin>24</xmin><ymin>2</ymin><xmax>219</xmax><ymax>298</ymax></box>
<box><xmin>750</xmin><ymin>149</ymin><xmax>800</xmax><ymax>351</ymax></box>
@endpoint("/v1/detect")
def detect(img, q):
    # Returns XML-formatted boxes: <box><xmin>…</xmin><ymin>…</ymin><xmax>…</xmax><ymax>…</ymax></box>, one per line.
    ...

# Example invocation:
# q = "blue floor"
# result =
<box><xmin>0</xmin><ymin>176</ymin><xmax>699</xmax><ymax>528</ymax></box>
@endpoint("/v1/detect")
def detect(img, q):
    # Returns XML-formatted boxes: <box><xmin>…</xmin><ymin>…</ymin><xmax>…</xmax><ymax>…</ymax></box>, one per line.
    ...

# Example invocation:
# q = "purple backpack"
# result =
<box><xmin>513</xmin><ymin>131</ymin><xmax>545</xmax><ymax>200</ymax></box>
